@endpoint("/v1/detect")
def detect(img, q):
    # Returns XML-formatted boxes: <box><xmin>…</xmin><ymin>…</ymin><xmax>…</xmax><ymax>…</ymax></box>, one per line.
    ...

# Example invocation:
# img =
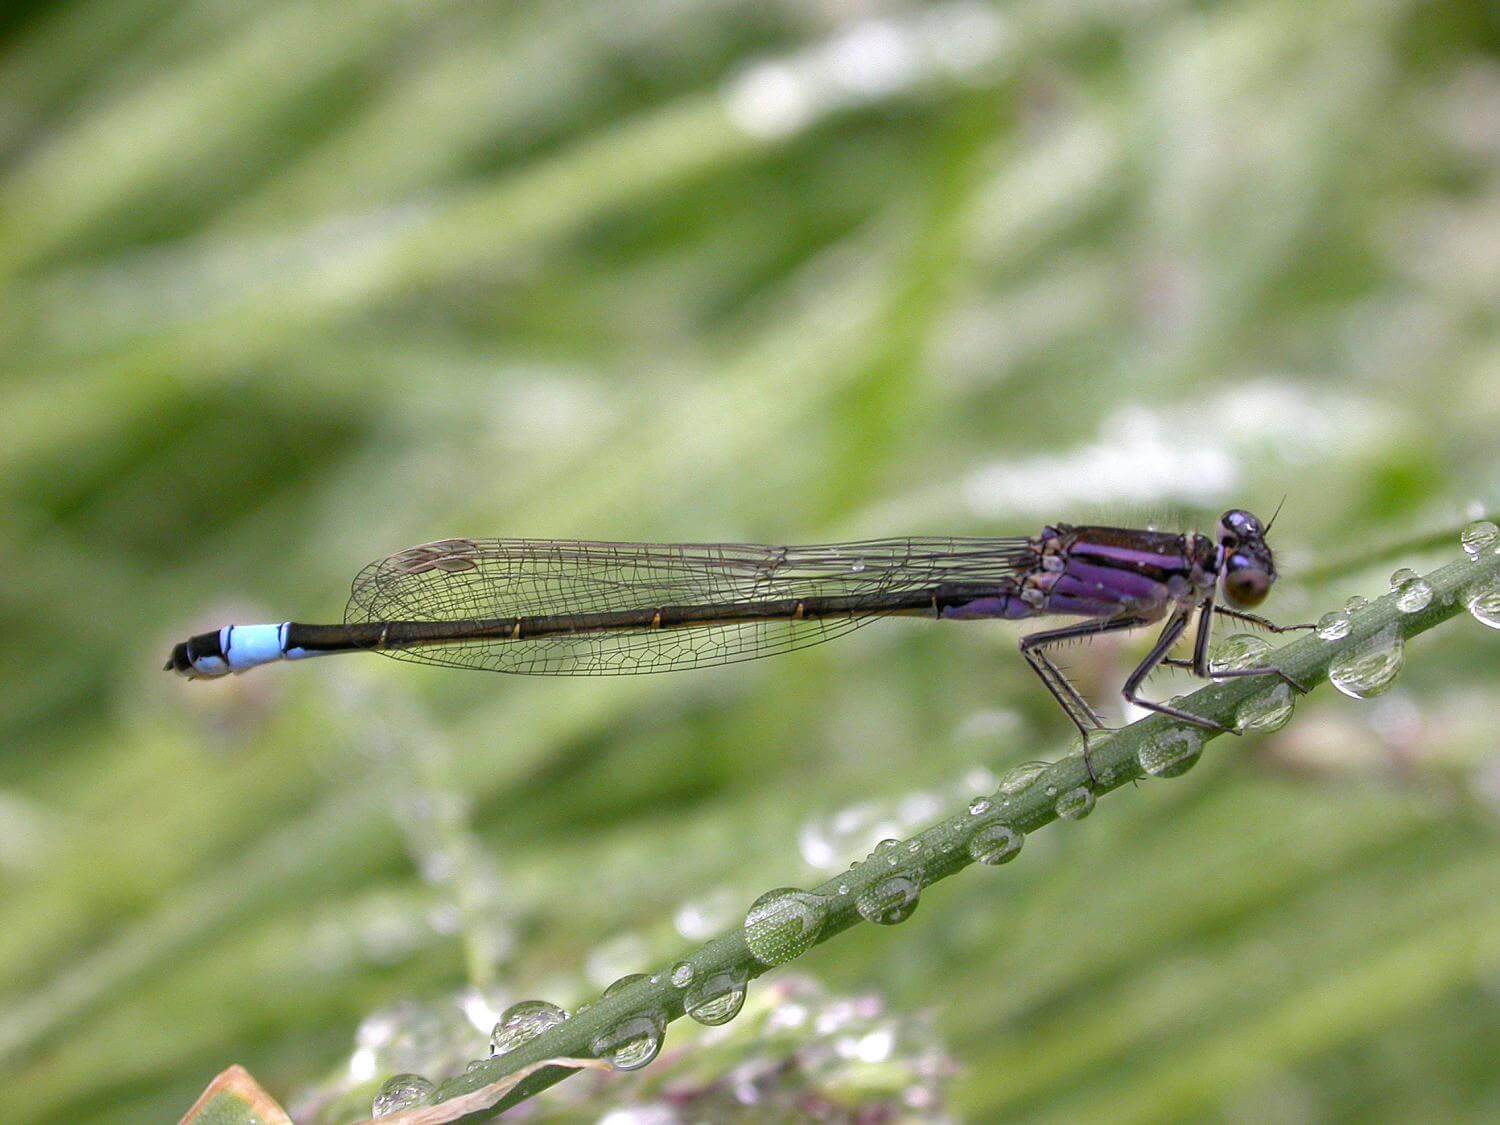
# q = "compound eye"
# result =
<box><xmin>1221</xmin><ymin>509</ymin><xmax>1261</xmax><ymax>539</ymax></box>
<box><xmin>1224</xmin><ymin>563</ymin><xmax>1271</xmax><ymax>607</ymax></box>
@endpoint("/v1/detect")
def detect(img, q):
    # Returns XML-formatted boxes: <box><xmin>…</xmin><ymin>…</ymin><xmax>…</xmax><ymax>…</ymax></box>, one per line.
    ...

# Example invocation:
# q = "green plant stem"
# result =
<box><xmin>417</xmin><ymin>550</ymin><xmax>1500</xmax><ymax>1121</ymax></box>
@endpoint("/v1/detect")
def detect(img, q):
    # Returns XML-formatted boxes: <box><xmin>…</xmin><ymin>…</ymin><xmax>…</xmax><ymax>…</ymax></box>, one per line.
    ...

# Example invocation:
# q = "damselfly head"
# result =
<box><xmin>1216</xmin><ymin>508</ymin><xmax>1276</xmax><ymax>607</ymax></box>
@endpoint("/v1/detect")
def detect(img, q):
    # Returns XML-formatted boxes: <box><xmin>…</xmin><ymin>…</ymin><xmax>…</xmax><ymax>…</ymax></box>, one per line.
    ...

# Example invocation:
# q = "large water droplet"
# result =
<box><xmin>873</xmin><ymin>837</ymin><xmax>903</xmax><ymax>867</ymax></box>
<box><xmin>997</xmin><ymin>761</ymin><xmax>1047</xmax><ymax>795</ymax></box>
<box><xmin>684</xmin><ymin>967</ymin><xmax>748</xmax><ymax>1026</ymax></box>
<box><xmin>1390</xmin><ymin>568</ymin><xmax>1433</xmax><ymax>613</ymax></box>
<box><xmin>1316</xmin><ymin>611</ymin><xmax>1352</xmax><ymax>641</ymax></box>
<box><xmin>1054</xmin><ymin>786</ymin><xmax>1095</xmax><ymax>819</ymax></box>
<box><xmin>1209</xmin><ymin>633</ymin><xmax>1271</xmax><ymax>674</ymax></box>
<box><xmin>591</xmin><ymin>1014</ymin><xmax>664</xmax><ymax>1071</ymax></box>
<box><xmin>603</xmin><ymin>973</ymin><xmax>647</xmax><ymax>996</ymax></box>
<box><xmin>490</xmin><ymin>999</ymin><xmax>568</xmax><ymax>1057</ymax></box>
<box><xmin>1467</xmin><ymin>589</ymin><xmax>1500</xmax><ymax>629</ymax></box>
<box><xmin>1328</xmin><ymin>626</ymin><xmax>1404</xmax><ymax>699</ymax></box>
<box><xmin>591</xmin><ymin>975</ymin><xmax>665</xmax><ymax>1071</ymax></box>
<box><xmin>967</xmin><ymin>823</ymin><xmax>1023</xmax><ymax>865</ymax></box>
<box><xmin>1137</xmin><ymin>728</ymin><xmax>1205</xmax><ymax>778</ymax></box>
<box><xmin>855</xmin><ymin>874</ymin><xmax>921</xmax><ymax>925</ymax></box>
<box><xmin>1461</xmin><ymin>520</ymin><xmax>1498</xmax><ymax>559</ymax></box>
<box><xmin>372</xmin><ymin>1074</ymin><xmax>435</xmax><ymax>1117</ymax></box>
<box><xmin>743</xmin><ymin>888</ymin><xmax>828</xmax><ymax>965</ymax></box>
<box><xmin>1236</xmin><ymin>682</ymin><xmax>1294</xmax><ymax>733</ymax></box>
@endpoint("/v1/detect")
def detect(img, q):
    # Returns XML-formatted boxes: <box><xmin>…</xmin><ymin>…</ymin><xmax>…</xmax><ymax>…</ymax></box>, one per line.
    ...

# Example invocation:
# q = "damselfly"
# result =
<box><xmin>167</xmin><ymin>509</ymin><xmax>1310</xmax><ymax>753</ymax></box>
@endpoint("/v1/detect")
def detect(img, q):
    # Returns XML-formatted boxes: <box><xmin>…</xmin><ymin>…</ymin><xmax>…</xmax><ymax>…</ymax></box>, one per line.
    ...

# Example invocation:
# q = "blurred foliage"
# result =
<box><xmin>0</xmin><ymin>0</ymin><xmax>1497</xmax><ymax>1121</ymax></box>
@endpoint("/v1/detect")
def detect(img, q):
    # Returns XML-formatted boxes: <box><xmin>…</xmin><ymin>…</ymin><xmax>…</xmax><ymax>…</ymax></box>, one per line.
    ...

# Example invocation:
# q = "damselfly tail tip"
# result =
<box><xmin>167</xmin><ymin>623</ymin><xmax>310</xmax><ymax>679</ymax></box>
<box><xmin>165</xmin><ymin>630</ymin><xmax>238</xmax><ymax>680</ymax></box>
<box><xmin>165</xmin><ymin>640</ymin><xmax>199</xmax><ymax>678</ymax></box>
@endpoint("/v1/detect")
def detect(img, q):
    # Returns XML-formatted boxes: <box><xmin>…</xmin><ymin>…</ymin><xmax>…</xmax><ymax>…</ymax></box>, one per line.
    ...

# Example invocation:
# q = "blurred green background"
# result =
<box><xmin>1</xmin><ymin>0</ymin><xmax>1498</xmax><ymax>1121</ymax></box>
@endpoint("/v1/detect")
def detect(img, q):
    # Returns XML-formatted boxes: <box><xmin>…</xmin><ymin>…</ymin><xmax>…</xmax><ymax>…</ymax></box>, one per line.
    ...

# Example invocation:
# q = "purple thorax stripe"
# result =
<box><xmin>1065</xmin><ymin>527</ymin><xmax>1196</xmax><ymax>582</ymax></box>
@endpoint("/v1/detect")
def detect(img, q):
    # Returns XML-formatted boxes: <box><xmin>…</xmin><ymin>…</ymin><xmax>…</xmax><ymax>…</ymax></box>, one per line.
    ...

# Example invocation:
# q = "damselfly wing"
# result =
<box><xmin>343</xmin><ymin>537</ymin><xmax>1037</xmax><ymax>675</ymax></box>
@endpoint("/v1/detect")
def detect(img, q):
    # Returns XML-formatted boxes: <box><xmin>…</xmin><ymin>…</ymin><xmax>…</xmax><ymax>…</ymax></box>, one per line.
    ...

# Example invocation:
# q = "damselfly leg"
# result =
<box><xmin>1162</xmin><ymin>599</ymin><xmax>1311</xmax><ymax>693</ymax></box>
<box><xmin>1018</xmin><ymin>613</ymin><xmax>1154</xmax><ymax>784</ymax></box>
<box><xmin>1212</xmin><ymin>606</ymin><xmax>1316</xmax><ymax>634</ymax></box>
<box><xmin>1021</xmin><ymin>595</ymin><xmax>1310</xmax><ymax>785</ymax></box>
<box><xmin>1120</xmin><ymin>609</ymin><xmax>1233</xmax><ymax>732</ymax></box>
<box><xmin>1195</xmin><ymin>598</ymin><xmax>1310</xmax><ymax>693</ymax></box>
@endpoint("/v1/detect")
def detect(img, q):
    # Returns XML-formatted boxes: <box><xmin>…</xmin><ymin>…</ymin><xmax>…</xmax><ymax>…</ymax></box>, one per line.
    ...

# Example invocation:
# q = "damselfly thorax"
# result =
<box><xmin>167</xmin><ymin>509</ymin><xmax>1309</xmax><ymax>764</ymax></box>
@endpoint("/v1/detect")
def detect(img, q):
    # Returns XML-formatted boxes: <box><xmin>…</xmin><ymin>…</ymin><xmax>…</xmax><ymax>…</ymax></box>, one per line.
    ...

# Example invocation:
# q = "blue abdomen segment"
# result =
<box><xmin>225</xmin><ymin>624</ymin><xmax>286</xmax><ymax>669</ymax></box>
<box><xmin>166</xmin><ymin>622</ymin><xmax>334</xmax><ymax>679</ymax></box>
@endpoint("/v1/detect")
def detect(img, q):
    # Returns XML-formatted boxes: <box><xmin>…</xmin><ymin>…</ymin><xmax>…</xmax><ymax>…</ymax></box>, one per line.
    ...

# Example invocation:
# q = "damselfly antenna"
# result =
<box><xmin>1264</xmin><ymin>494</ymin><xmax>1287</xmax><ymax>535</ymax></box>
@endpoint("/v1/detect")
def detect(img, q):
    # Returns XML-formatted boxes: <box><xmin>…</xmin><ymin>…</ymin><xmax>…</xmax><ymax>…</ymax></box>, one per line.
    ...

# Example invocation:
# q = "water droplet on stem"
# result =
<box><xmin>1461</xmin><ymin>520</ymin><xmax>1498</xmax><ymax>559</ymax></box>
<box><xmin>373</xmin><ymin>1074</ymin><xmax>435</xmax><ymax>1117</ymax></box>
<box><xmin>967</xmin><ymin>823</ymin><xmax>1023</xmax><ymax>865</ymax></box>
<box><xmin>685</xmin><ymin>967</ymin><xmax>748</xmax><ymax>1026</ymax></box>
<box><xmin>490</xmin><ymin>1000</ymin><xmax>568</xmax><ymax>1057</ymax></box>
<box><xmin>1329</xmin><ymin>626</ymin><xmax>1404</xmax><ymax>698</ymax></box>
<box><xmin>743</xmin><ymin>888</ymin><xmax>829</xmax><ymax>965</ymax></box>
<box><xmin>1389</xmin><ymin>568</ymin><xmax>1433</xmax><ymax>613</ymax></box>
<box><xmin>1137</xmin><ymin>728</ymin><xmax>1205</xmax><ymax>778</ymax></box>
<box><xmin>997</xmin><ymin>761</ymin><xmax>1046</xmax><ymax>795</ymax></box>
<box><xmin>855</xmin><ymin>874</ymin><xmax>921</xmax><ymax>925</ymax></box>
<box><xmin>1467</xmin><ymin>589</ymin><xmax>1500</xmax><ymax>629</ymax></box>
<box><xmin>1054</xmin><ymin>786</ymin><xmax>1095</xmax><ymax>819</ymax></box>
<box><xmin>591</xmin><ymin>975</ymin><xmax>665</xmax><ymax>1071</ymax></box>
<box><xmin>1316</xmin><ymin>611</ymin><xmax>1352</xmax><ymax>641</ymax></box>
<box><xmin>1236</xmin><ymin>682</ymin><xmax>1294</xmax><ymax>733</ymax></box>
<box><xmin>591</xmin><ymin>1015</ymin><xmax>664</xmax><ymax>1071</ymax></box>
<box><xmin>1209</xmin><ymin>633</ymin><xmax>1271</xmax><ymax>674</ymax></box>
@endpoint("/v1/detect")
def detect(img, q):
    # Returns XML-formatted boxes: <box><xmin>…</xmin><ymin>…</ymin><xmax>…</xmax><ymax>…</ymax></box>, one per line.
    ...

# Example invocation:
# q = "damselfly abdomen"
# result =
<box><xmin>166</xmin><ymin>509</ymin><xmax>1309</xmax><ymax>741</ymax></box>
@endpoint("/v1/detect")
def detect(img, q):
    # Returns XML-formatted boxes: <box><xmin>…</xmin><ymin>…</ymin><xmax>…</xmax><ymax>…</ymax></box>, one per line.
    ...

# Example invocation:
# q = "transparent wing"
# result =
<box><xmin>345</xmin><ymin>536</ymin><xmax>1035</xmax><ymax>675</ymax></box>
